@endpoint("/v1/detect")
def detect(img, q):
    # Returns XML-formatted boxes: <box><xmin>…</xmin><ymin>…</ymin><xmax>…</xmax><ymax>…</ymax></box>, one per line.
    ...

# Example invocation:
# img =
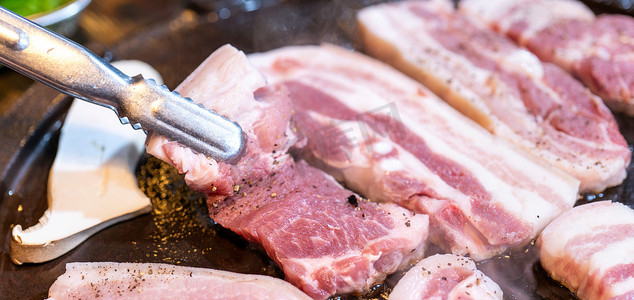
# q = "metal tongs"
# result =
<box><xmin>0</xmin><ymin>7</ymin><xmax>247</xmax><ymax>163</ymax></box>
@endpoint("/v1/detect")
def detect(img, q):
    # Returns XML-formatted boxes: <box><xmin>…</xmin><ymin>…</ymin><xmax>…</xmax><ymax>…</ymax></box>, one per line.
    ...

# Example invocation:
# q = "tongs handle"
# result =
<box><xmin>0</xmin><ymin>7</ymin><xmax>247</xmax><ymax>163</ymax></box>
<box><xmin>0</xmin><ymin>6</ymin><xmax>128</xmax><ymax>109</ymax></box>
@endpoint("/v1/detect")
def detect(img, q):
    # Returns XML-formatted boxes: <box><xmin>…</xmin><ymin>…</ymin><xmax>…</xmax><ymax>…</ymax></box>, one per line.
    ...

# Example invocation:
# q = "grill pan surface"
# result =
<box><xmin>0</xmin><ymin>1</ymin><xmax>633</xmax><ymax>299</ymax></box>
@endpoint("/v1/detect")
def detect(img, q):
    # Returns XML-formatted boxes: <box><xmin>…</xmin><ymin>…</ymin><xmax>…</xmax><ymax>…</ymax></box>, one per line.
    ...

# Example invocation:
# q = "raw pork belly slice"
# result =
<box><xmin>357</xmin><ymin>0</ymin><xmax>630</xmax><ymax>193</ymax></box>
<box><xmin>538</xmin><ymin>201</ymin><xmax>634</xmax><ymax>300</ymax></box>
<box><xmin>146</xmin><ymin>44</ymin><xmax>297</xmax><ymax>201</ymax></box>
<box><xmin>248</xmin><ymin>44</ymin><xmax>579</xmax><ymax>261</ymax></box>
<box><xmin>389</xmin><ymin>254</ymin><xmax>502</xmax><ymax>300</ymax></box>
<box><xmin>48</xmin><ymin>262</ymin><xmax>312</xmax><ymax>300</ymax></box>
<box><xmin>460</xmin><ymin>0</ymin><xmax>634</xmax><ymax>115</ymax></box>
<box><xmin>146</xmin><ymin>44</ymin><xmax>429</xmax><ymax>299</ymax></box>
<box><xmin>210</xmin><ymin>160</ymin><xmax>428</xmax><ymax>299</ymax></box>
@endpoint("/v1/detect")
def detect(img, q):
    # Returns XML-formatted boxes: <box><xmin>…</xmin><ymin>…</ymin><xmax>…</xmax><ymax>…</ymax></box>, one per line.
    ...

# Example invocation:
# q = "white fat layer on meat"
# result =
<box><xmin>494</xmin><ymin>0</ymin><xmax>595</xmax><ymax>41</ymax></box>
<box><xmin>555</xmin><ymin>36</ymin><xmax>595</xmax><ymax>71</ymax></box>
<box><xmin>178</xmin><ymin>45</ymin><xmax>267</xmax><ymax>119</ymax></box>
<box><xmin>589</xmin><ymin>238</ymin><xmax>634</xmax><ymax>271</ymax></box>
<box><xmin>500</xmin><ymin>49</ymin><xmax>544</xmax><ymax>79</ymax></box>
<box><xmin>305</xmin><ymin>110</ymin><xmax>467</xmax><ymax>205</ymax></box>
<box><xmin>541</xmin><ymin>202</ymin><xmax>634</xmax><ymax>257</ymax></box>
<box><xmin>389</xmin><ymin>254</ymin><xmax>502</xmax><ymax>300</ymax></box>
<box><xmin>588</xmin><ymin>238</ymin><xmax>634</xmax><ymax>296</ymax></box>
<box><xmin>421</xmin><ymin>15</ymin><xmax>560</xmax><ymax>109</ymax></box>
<box><xmin>373</xmin><ymin>141</ymin><xmax>393</xmax><ymax>154</ymax></box>
<box><xmin>48</xmin><ymin>262</ymin><xmax>312</xmax><ymax>300</ymax></box>
<box><xmin>594</xmin><ymin>46</ymin><xmax>611</xmax><ymax>60</ymax></box>
<box><xmin>379</xmin><ymin>158</ymin><xmax>403</xmax><ymax>172</ymax></box>
<box><xmin>458</xmin><ymin>0</ymin><xmax>521</xmax><ymax>23</ymax></box>
<box><xmin>613</xmin><ymin>277</ymin><xmax>634</xmax><ymax>297</ymax></box>
<box><xmin>11</xmin><ymin>60</ymin><xmax>155</xmax><ymax>249</ymax></box>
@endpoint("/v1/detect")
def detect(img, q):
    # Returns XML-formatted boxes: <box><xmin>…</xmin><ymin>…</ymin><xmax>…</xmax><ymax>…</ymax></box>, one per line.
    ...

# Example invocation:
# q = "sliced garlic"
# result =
<box><xmin>10</xmin><ymin>60</ymin><xmax>162</xmax><ymax>264</ymax></box>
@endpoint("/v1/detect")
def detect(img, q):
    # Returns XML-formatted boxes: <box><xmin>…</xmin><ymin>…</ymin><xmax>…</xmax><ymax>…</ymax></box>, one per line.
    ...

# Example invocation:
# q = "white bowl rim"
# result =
<box><xmin>30</xmin><ymin>0</ymin><xmax>92</xmax><ymax>27</ymax></box>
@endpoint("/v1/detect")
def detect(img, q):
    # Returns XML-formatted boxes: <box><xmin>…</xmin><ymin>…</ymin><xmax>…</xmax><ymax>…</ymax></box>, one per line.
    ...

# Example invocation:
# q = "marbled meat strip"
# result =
<box><xmin>248</xmin><ymin>44</ymin><xmax>579</xmax><ymax>261</ymax></box>
<box><xmin>48</xmin><ymin>262</ymin><xmax>312</xmax><ymax>300</ymax></box>
<box><xmin>357</xmin><ymin>0</ymin><xmax>630</xmax><ymax>193</ymax></box>
<box><xmin>460</xmin><ymin>0</ymin><xmax>634</xmax><ymax>115</ymax></box>
<box><xmin>538</xmin><ymin>201</ymin><xmax>634</xmax><ymax>300</ymax></box>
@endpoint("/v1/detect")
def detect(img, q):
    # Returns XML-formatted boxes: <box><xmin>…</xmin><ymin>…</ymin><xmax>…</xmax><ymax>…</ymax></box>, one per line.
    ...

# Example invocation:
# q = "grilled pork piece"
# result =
<box><xmin>146</xmin><ymin>44</ymin><xmax>429</xmax><ymax>299</ymax></box>
<box><xmin>357</xmin><ymin>0</ymin><xmax>630</xmax><ymax>193</ymax></box>
<box><xmin>48</xmin><ymin>262</ymin><xmax>312</xmax><ymax>300</ymax></box>
<box><xmin>248</xmin><ymin>44</ymin><xmax>579</xmax><ymax>261</ymax></box>
<box><xmin>389</xmin><ymin>254</ymin><xmax>502</xmax><ymax>300</ymax></box>
<box><xmin>538</xmin><ymin>201</ymin><xmax>634</xmax><ymax>300</ymax></box>
<box><xmin>460</xmin><ymin>0</ymin><xmax>634</xmax><ymax>115</ymax></box>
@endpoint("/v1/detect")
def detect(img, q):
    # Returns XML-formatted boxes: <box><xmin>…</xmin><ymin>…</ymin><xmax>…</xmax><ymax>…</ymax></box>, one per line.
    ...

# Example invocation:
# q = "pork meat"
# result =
<box><xmin>146</xmin><ymin>44</ymin><xmax>429</xmax><ymax>299</ymax></box>
<box><xmin>48</xmin><ymin>262</ymin><xmax>312</xmax><ymax>300</ymax></box>
<box><xmin>209</xmin><ymin>159</ymin><xmax>428</xmax><ymax>299</ymax></box>
<box><xmin>538</xmin><ymin>201</ymin><xmax>634</xmax><ymax>300</ymax></box>
<box><xmin>357</xmin><ymin>0</ymin><xmax>630</xmax><ymax>193</ymax></box>
<box><xmin>389</xmin><ymin>254</ymin><xmax>503</xmax><ymax>300</ymax></box>
<box><xmin>460</xmin><ymin>0</ymin><xmax>634</xmax><ymax>115</ymax></box>
<box><xmin>249</xmin><ymin>44</ymin><xmax>579</xmax><ymax>261</ymax></box>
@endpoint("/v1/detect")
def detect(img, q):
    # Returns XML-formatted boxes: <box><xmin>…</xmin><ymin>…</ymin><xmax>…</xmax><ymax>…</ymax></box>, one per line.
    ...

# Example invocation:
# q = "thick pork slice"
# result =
<box><xmin>48</xmin><ymin>262</ymin><xmax>312</xmax><ymax>300</ymax></box>
<box><xmin>388</xmin><ymin>254</ymin><xmax>502</xmax><ymax>300</ymax></box>
<box><xmin>538</xmin><ymin>201</ymin><xmax>634</xmax><ymax>300</ymax></box>
<box><xmin>210</xmin><ymin>160</ymin><xmax>428</xmax><ymax>299</ymax></box>
<box><xmin>146</xmin><ymin>44</ymin><xmax>429</xmax><ymax>299</ymax></box>
<box><xmin>357</xmin><ymin>0</ymin><xmax>631</xmax><ymax>193</ymax></box>
<box><xmin>146</xmin><ymin>44</ymin><xmax>296</xmax><ymax>200</ymax></box>
<box><xmin>249</xmin><ymin>44</ymin><xmax>579</xmax><ymax>261</ymax></box>
<box><xmin>460</xmin><ymin>0</ymin><xmax>634</xmax><ymax>115</ymax></box>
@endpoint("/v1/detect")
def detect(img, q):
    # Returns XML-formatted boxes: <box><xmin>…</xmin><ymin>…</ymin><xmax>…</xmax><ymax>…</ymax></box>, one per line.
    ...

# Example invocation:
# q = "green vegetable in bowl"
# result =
<box><xmin>0</xmin><ymin>0</ymin><xmax>71</xmax><ymax>17</ymax></box>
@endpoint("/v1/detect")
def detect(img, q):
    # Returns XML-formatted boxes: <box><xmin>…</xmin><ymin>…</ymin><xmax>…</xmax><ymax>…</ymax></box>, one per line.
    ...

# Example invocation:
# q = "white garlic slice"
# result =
<box><xmin>10</xmin><ymin>60</ymin><xmax>162</xmax><ymax>264</ymax></box>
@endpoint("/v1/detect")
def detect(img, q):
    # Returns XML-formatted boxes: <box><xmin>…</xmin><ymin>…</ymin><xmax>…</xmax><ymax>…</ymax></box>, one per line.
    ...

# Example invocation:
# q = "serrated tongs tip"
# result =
<box><xmin>123</xmin><ymin>76</ymin><xmax>247</xmax><ymax>164</ymax></box>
